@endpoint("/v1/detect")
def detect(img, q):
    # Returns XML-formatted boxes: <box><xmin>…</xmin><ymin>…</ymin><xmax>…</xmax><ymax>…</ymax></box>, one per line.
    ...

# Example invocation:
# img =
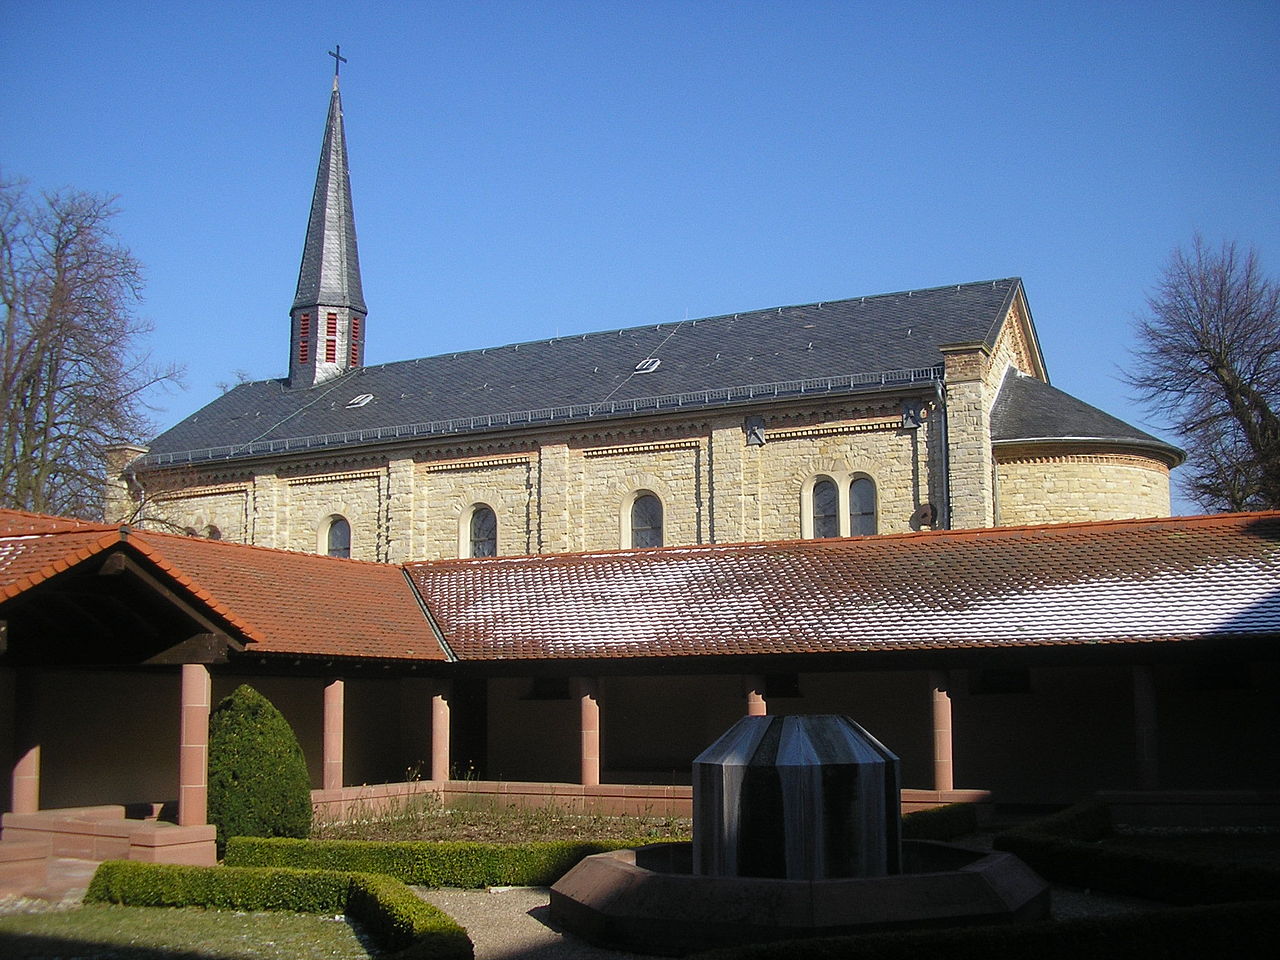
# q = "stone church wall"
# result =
<box><xmin>996</xmin><ymin>450</ymin><xmax>1172</xmax><ymax>525</ymax></box>
<box><xmin>131</xmin><ymin>364</ymin><xmax>1172</xmax><ymax>561</ymax></box>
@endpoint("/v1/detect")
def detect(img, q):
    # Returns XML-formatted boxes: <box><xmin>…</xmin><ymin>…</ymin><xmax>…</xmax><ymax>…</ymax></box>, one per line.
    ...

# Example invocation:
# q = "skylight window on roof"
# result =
<box><xmin>634</xmin><ymin>357</ymin><xmax>661</xmax><ymax>374</ymax></box>
<box><xmin>346</xmin><ymin>393</ymin><xmax>374</xmax><ymax>408</ymax></box>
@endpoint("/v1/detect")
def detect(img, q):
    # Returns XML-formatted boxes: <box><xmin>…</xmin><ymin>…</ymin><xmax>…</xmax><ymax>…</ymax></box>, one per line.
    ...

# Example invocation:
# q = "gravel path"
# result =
<box><xmin>419</xmin><ymin>886</ymin><xmax>647</xmax><ymax>960</ymax></box>
<box><xmin>418</xmin><ymin>880</ymin><xmax>1167</xmax><ymax>960</ymax></box>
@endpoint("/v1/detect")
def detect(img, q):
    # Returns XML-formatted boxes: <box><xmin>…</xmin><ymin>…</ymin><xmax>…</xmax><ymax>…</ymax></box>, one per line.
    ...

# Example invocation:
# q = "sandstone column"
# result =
<box><xmin>8</xmin><ymin>670</ymin><xmax>39</xmax><ymax>814</ymax></box>
<box><xmin>575</xmin><ymin>677</ymin><xmax>601</xmax><ymax>787</ymax></box>
<box><xmin>323</xmin><ymin>679</ymin><xmax>345</xmax><ymax>791</ymax></box>
<box><xmin>431</xmin><ymin>682</ymin><xmax>451</xmax><ymax>782</ymax></box>
<box><xmin>179</xmin><ymin>664</ymin><xmax>212</xmax><ymax>827</ymax></box>
<box><xmin>11</xmin><ymin>746</ymin><xmax>39</xmax><ymax>815</ymax></box>
<box><xmin>930</xmin><ymin>670</ymin><xmax>954</xmax><ymax>792</ymax></box>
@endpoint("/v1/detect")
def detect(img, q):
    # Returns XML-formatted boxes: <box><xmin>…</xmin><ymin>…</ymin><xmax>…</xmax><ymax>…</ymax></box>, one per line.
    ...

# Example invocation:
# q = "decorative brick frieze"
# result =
<box><xmin>285</xmin><ymin>469</ymin><xmax>383</xmax><ymax>486</ymax></box>
<box><xmin>584</xmin><ymin>440</ymin><xmax>702</xmax><ymax>458</ymax></box>
<box><xmin>768</xmin><ymin>419</ymin><xmax>900</xmax><ymax>442</ymax></box>
<box><xmin>423</xmin><ymin>455</ymin><xmax>533</xmax><ymax>472</ymax></box>
<box><xmin>152</xmin><ymin>482</ymin><xmax>250</xmax><ymax>502</ymax></box>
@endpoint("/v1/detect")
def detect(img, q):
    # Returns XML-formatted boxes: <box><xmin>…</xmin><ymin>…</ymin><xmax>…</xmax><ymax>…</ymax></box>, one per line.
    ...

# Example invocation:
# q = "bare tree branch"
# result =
<box><xmin>0</xmin><ymin>176</ymin><xmax>183</xmax><ymax>519</ymax></box>
<box><xmin>1129</xmin><ymin>236</ymin><xmax>1280</xmax><ymax>511</ymax></box>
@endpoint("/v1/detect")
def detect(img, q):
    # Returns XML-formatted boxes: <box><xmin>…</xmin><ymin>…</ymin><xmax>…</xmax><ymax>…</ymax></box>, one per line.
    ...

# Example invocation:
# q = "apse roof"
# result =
<box><xmin>990</xmin><ymin>369</ymin><xmax>1184</xmax><ymax>463</ymax></box>
<box><xmin>144</xmin><ymin>278</ymin><xmax>1023</xmax><ymax>466</ymax></box>
<box><xmin>404</xmin><ymin>512</ymin><xmax>1280</xmax><ymax>661</ymax></box>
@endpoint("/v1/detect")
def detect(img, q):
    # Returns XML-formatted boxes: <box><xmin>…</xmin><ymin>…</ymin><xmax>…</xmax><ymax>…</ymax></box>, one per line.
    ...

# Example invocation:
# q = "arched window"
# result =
<box><xmin>469</xmin><ymin>504</ymin><xmax>497</xmax><ymax>557</ymax></box>
<box><xmin>205</xmin><ymin>525</ymin><xmax>222</xmax><ymax>541</ymax></box>
<box><xmin>812</xmin><ymin>477</ymin><xmax>839</xmax><ymax>538</ymax></box>
<box><xmin>326</xmin><ymin>516</ymin><xmax>351</xmax><ymax>559</ymax></box>
<box><xmin>630</xmin><ymin>493</ymin><xmax>663</xmax><ymax>548</ymax></box>
<box><xmin>850</xmin><ymin>476</ymin><xmax>877</xmax><ymax>536</ymax></box>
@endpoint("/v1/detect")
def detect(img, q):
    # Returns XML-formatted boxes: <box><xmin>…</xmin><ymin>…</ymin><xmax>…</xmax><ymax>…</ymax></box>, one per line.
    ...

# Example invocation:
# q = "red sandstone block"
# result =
<box><xmin>0</xmin><ymin>849</ymin><xmax>48</xmax><ymax>895</ymax></box>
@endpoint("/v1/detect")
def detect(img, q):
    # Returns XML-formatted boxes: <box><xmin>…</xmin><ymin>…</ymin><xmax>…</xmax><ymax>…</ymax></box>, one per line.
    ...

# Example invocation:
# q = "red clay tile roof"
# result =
<box><xmin>0</xmin><ymin>508</ymin><xmax>109</xmax><ymax>535</ymax></box>
<box><xmin>405</xmin><ymin>513</ymin><xmax>1280</xmax><ymax>661</ymax></box>
<box><xmin>0</xmin><ymin>526</ymin><xmax>122</xmax><ymax>600</ymax></box>
<box><xmin>6</xmin><ymin>509</ymin><xmax>1279</xmax><ymax>666</ymax></box>
<box><xmin>0</xmin><ymin>511</ymin><xmax>445</xmax><ymax>663</ymax></box>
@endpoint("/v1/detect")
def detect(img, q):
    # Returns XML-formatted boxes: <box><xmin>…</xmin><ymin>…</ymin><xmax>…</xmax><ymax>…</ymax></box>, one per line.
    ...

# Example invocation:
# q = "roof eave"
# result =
<box><xmin>992</xmin><ymin>435</ymin><xmax>1187</xmax><ymax>467</ymax></box>
<box><xmin>139</xmin><ymin>374</ymin><xmax>945</xmax><ymax>470</ymax></box>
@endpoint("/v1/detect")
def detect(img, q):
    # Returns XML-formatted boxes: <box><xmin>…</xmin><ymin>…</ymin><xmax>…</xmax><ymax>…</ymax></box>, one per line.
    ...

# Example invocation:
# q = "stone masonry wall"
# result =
<box><xmin>150</xmin><ymin>483</ymin><xmax>250</xmax><ymax>541</ymax></box>
<box><xmin>136</xmin><ymin>393</ymin><xmax>947</xmax><ymax>561</ymax></box>
<box><xmin>415</xmin><ymin>454</ymin><xmax>535</xmax><ymax>560</ymax></box>
<box><xmin>997</xmin><ymin>451</ymin><xmax>1172</xmax><ymax>525</ymax></box>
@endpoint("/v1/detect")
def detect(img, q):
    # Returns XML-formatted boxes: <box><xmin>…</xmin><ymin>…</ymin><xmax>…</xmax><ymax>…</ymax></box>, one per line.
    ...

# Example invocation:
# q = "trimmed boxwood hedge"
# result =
<box><xmin>225</xmin><ymin>806</ymin><xmax>975</xmax><ymax>889</ymax></box>
<box><xmin>207</xmin><ymin>685</ymin><xmax>312</xmax><ymax>856</ymax></box>
<box><xmin>226</xmin><ymin>836</ymin><xmax>647</xmax><ymax>887</ymax></box>
<box><xmin>900</xmin><ymin>802</ymin><xmax>980</xmax><ymax>840</ymax></box>
<box><xmin>993</xmin><ymin>800</ymin><xmax>1280</xmax><ymax>905</ymax></box>
<box><xmin>687</xmin><ymin>901</ymin><xmax>1280</xmax><ymax>960</ymax></box>
<box><xmin>85</xmin><ymin>860</ymin><xmax>471</xmax><ymax>960</ymax></box>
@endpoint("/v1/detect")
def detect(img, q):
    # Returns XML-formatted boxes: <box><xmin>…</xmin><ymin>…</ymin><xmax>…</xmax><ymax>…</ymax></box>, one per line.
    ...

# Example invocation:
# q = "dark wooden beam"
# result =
<box><xmin>144</xmin><ymin>632</ymin><xmax>242</xmax><ymax>665</ymax></box>
<box><xmin>97</xmin><ymin>550</ymin><xmax>231</xmax><ymax>638</ymax></box>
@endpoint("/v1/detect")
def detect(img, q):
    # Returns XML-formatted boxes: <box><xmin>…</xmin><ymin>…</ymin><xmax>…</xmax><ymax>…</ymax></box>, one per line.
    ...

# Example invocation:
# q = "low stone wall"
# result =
<box><xmin>0</xmin><ymin>805</ymin><xmax>216</xmax><ymax>866</ymax></box>
<box><xmin>0</xmin><ymin>838</ymin><xmax>50</xmax><ymax>894</ymax></box>
<box><xmin>311</xmin><ymin>780</ymin><xmax>991</xmax><ymax>821</ymax></box>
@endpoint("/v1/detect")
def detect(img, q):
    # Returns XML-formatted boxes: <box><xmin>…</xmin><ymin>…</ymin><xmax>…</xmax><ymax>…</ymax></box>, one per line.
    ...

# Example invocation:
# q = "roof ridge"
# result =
<box><xmin>219</xmin><ymin>277</ymin><xmax>1023</xmax><ymax>390</ymax></box>
<box><xmin>129</xmin><ymin>525</ymin><xmax>399</xmax><ymax>568</ymax></box>
<box><xmin>406</xmin><ymin>510</ymin><xmax>1280</xmax><ymax>569</ymax></box>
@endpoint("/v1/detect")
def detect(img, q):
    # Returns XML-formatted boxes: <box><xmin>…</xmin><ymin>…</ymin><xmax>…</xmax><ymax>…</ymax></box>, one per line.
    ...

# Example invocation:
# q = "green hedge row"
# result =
<box><xmin>900</xmin><ymin>802</ymin><xmax>980</xmax><ymax>841</ymax></box>
<box><xmin>688</xmin><ymin>901</ymin><xmax>1280</xmax><ymax>960</ymax></box>
<box><xmin>85</xmin><ymin>860</ymin><xmax>471</xmax><ymax>960</ymax></box>
<box><xmin>225</xmin><ymin>807</ymin><xmax>976</xmax><ymax>889</ymax></box>
<box><xmin>993</xmin><ymin>800</ymin><xmax>1280</xmax><ymax>905</ymax></box>
<box><xmin>226</xmin><ymin>836</ymin><xmax>646</xmax><ymax>887</ymax></box>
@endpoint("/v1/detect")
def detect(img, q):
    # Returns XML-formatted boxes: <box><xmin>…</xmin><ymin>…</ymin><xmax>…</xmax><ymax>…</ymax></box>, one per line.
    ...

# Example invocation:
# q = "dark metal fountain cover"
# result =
<box><xmin>693</xmin><ymin>714</ymin><xmax>901</xmax><ymax>880</ymax></box>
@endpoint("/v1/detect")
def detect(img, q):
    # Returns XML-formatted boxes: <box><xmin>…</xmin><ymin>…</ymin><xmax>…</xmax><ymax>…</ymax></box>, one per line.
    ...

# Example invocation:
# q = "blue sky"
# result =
<box><xmin>3</xmin><ymin>1</ymin><xmax>1278</xmax><ymax>514</ymax></box>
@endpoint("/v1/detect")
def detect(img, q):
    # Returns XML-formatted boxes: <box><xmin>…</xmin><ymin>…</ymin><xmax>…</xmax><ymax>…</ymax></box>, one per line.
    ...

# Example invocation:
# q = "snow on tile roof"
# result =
<box><xmin>5</xmin><ymin>509</ymin><xmax>1277</xmax><ymax>666</ymax></box>
<box><xmin>405</xmin><ymin>513</ymin><xmax>1280</xmax><ymax>661</ymax></box>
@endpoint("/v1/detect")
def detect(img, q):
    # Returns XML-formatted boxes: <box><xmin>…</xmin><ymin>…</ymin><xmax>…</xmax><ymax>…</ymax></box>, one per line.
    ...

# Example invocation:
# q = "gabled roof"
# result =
<box><xmin>990</xmin><ymin>369</ymin><xmax>1184</xmax><ymax>464</ymax></box>
<box><xmin>144</xmin><ymin>278</ymin><xmax>1022</xmax><ymax>466</ymax></box>
<box><xmin>0</xmin><ymin>510</ymin><xmax>445</xmax><ymax>663</ymax></box>
<box><xmin>404</xmin><ymin>513</ymin><xmax>1280</xmax><ymax>661</ymax></box>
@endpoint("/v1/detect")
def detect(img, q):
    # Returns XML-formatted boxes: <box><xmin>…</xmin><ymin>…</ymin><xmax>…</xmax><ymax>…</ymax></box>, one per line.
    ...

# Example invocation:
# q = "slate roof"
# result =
<box><xmin>292</xmin><ymin>76</ymin><xmax>365</xmax><ymax>316</ymax></box>
<box><xmin>0</xmin><ymin>511</ymin><xmax>445</xmax><ymax>663</ymax></box>
<box><xmin>404</xmin><ymin>513</ymin><xmax>1280</xmax><ymax>662</ymax></box>
<box><xmin>990</xmin><ymin>369</ymin><xmax>1184</xmax><ymax>464</ymax></box>
<box><xmin>144</xmin><ymin>278</ymin><xmax>1023</xmax><ymax>466</ymax></box>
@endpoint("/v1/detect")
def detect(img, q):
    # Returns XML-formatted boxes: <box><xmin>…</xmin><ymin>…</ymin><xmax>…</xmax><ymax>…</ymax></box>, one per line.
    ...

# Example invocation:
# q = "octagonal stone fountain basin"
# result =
<box><xmin>550</xmin><ymin>839</ymin><xmax>1050</xmax><ymax>956</ymax></box>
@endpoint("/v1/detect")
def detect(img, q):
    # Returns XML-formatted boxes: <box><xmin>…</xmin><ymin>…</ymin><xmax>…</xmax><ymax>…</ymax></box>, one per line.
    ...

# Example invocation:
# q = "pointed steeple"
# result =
<box><xmin>289</xmin><ymin>53</ymin><xmax>367</xmax><ymax>388</ymax></box>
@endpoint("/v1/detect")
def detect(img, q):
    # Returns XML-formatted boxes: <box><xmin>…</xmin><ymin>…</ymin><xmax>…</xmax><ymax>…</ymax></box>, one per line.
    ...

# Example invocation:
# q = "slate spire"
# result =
<box><xmin>289</xmin><ymin>61</ymin><xmax>367</xmax><ymax>388</ymax></box>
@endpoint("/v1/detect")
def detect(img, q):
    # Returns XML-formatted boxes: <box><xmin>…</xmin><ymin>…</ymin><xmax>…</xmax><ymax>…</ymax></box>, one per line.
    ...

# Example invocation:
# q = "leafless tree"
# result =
<box><xmin>1130</xmin><ymin>236</ymin><xmax>1280</xmax><ymax>511</ymax></box>
<box><xmin>0</xmin><ymin>177</ymin><xmax>181</xmax><ymax>519</ymax></box>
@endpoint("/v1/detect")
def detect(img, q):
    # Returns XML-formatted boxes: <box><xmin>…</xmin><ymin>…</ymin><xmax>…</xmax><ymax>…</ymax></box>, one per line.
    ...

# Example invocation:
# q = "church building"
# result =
<box><xmin>108</xmin><ymin>73</ymin><xmax>1181</xmax><ymax>560</ymax></box>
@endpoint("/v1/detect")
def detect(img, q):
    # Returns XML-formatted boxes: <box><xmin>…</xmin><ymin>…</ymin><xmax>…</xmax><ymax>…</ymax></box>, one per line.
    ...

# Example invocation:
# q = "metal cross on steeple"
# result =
<box><xmin>328</xmin><ymin>45</ymin><xmax>347</xmax><ymax>76</ymax></box>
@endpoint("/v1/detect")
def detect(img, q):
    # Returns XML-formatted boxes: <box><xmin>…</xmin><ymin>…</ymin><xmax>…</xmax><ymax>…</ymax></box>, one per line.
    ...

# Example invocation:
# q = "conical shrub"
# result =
<box><xmin>207</xmin><ymin>684</ymin><xmax>312</xmax><ymax>856</ymax></box>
